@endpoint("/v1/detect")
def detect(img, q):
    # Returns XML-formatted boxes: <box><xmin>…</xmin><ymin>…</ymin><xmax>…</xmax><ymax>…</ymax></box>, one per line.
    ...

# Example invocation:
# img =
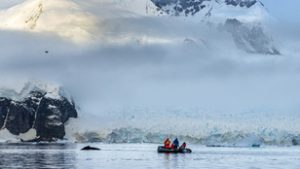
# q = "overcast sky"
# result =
<box><xmin>261</xmin><ymin>0</ymin><xmax>300</xmax><ymax>23</ymax></box>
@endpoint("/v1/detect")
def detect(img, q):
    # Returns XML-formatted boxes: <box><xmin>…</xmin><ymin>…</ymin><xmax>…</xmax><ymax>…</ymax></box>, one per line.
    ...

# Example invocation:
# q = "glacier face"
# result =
<box><xmin>71</xmin><ymin>127</ymin><xmax>300</xmax><ymax>147</ymax></box>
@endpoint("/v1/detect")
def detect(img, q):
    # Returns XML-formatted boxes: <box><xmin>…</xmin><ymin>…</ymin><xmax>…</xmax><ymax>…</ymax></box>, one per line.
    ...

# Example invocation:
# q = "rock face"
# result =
<box><xmin>151</xmin><ymin>0</ymin><xmax>261</xmax><ymax>16</ymax></box>
<box><xmin>225</xmin><ymin>0</ymin><xmax>258</xmax><ymax>7</ymax></box>
<box><xmin>151</xmin><ymin>0</ymin><xmax>208</xmax><ymax>16</ymax></box>
<box><xmin>224</xmin><ymin>19</ymin><xmax>280</xmax><ymax>55</ymax></box>
<box><xmin>291</xmin><ymin>135</ymin><xmax>300</xmax><ymax>146</ymax></box>
<box><xmin>150</xmin><ymin>0</ymin><xmax>279</xmax><ymax>55</ymax></box>
<box><xmin>0</xmin><ymin>83</ymin><xmax>77</xmax><ymax>142</ymax></box>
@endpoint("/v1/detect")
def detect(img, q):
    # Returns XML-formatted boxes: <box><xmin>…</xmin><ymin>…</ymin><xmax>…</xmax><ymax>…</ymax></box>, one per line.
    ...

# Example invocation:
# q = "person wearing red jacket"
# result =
<box><xmin>164</xmin><ymin>138</ymin><xmax>171</xmax><ymax>149</ymax></box>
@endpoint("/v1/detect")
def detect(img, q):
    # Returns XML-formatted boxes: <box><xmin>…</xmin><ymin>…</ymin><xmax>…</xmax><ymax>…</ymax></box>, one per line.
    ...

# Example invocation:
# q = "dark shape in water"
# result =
<box><xmin>81</xmin><ymin>146</ymin><xmax>101</xmax><ymax>151</ymax></box>
<box><xmin>157</xmin><ymin>146</ymin><xmax>192</xmax><ymax>153</ymax></box>
<box><xmin>252</xmin><ymin>144</ymin><xmax>260</xmax><ymax>148</ymax></box>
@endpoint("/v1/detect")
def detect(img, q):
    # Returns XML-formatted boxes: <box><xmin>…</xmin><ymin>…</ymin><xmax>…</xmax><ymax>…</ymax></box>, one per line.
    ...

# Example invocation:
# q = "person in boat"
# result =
<box><xmin>164</xmin><ymin>138</ymin><xmax>171</xmax><ymax>149</ymax></box>
<box><xmin>172</xmin><ymin>138</ymin><xmax>179</xmax><ymax>149</ymax></box>
<box><xmin>179</xmin><ymin>142</ymin><xmax>186</xmax><ymax>151</ymax></box>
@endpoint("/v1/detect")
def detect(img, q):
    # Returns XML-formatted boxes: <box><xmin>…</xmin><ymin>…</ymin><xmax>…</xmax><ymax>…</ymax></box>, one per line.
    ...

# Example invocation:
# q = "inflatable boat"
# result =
<box><xmin>157</xmin><ymin>146</ymin><xmax>192</xmax><ymax>153</ymax></box>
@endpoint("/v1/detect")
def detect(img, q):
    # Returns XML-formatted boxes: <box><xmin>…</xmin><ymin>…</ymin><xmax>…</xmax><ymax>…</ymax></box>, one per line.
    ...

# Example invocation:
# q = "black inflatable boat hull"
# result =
<box><xmin>157</xmin><ymin>146</ymin><xmax>192</xmax><ymax>153</ymax></box>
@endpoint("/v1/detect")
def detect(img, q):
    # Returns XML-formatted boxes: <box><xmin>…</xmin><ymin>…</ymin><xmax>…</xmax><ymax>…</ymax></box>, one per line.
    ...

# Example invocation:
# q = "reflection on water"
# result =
<box><xmin>0</xmin><ymin>144</ymin><xmax>299</xmax><ymax>169</ymax></box>
<box><xmin>0</xmin><ymin>144</ymin><xmax>76</xmax><ymax>168</ymax></box>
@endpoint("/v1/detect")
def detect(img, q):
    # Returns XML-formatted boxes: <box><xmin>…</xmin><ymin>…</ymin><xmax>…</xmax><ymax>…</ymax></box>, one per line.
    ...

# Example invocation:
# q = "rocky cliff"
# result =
<box><xmin>0</xmin><ymin>83</ymin><xmax>77</xmax><ymax>142</ymax></box>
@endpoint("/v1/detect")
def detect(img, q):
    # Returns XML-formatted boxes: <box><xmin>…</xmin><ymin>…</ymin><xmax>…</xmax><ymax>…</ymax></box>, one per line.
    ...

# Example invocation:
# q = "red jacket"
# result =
<box><xmin>164</xmin><ymin>139</ymin><xmax>171</xmax><ymax>149</ymax></box>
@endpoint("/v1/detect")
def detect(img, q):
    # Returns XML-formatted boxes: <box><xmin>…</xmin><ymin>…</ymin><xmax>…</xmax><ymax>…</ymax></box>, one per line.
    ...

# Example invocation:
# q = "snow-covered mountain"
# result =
<box><xmin>149</xmin><ymin>0</ymin><xmax>278</xmax><ymax>54</ymax></box>
<box><xmin>151</xmin><ymin>0</ymin><xmax>267</xmax><ymax>22</ymax></box>
<box><xmin>0</xmin><ymin>82</ymin><xmax>77</xmax><ymax>142</ymax></box>
<box><xmin>0</xmin><ymin>0</ymin><xmax>278</xmax><ymax>54</ymax></box>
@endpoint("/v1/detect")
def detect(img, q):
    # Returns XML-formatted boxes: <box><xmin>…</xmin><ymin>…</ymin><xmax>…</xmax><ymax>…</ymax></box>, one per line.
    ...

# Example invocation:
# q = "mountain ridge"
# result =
<box><xmin>0</xmin><ymin>0</ymin><xmax>279</xmax><ymax>54</ymax></box>
<box><xmin>150</xmin><ymin>0</ymin><xmax>267</xmax><ymax>22</ymax></box>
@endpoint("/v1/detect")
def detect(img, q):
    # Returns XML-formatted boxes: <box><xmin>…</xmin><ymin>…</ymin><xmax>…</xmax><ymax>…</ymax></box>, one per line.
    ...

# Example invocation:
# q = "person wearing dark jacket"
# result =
<box><xmin>179</xmin><ymin>142</ymin><xmax>186</xmax><ymax>150</ymax></box>
<box><xmin>172</xmin><ymin>138</ymin><xmax>179</xmax><ymax>149</ymax></box>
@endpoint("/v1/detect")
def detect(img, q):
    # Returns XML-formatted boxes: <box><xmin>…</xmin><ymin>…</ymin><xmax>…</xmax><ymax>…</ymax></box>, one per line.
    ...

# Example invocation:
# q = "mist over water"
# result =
<box><xmin>1</xmin><ymin>0</ymin><xmax>300</xmax><ymax>137</ymax></box>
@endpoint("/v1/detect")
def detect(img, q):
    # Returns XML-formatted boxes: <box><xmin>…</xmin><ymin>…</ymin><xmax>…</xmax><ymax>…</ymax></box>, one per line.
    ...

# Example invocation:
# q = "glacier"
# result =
<box><xmin>69</xmin><ymin>127</ymin><xmax>300</xmax><ymax>147</ymax></box>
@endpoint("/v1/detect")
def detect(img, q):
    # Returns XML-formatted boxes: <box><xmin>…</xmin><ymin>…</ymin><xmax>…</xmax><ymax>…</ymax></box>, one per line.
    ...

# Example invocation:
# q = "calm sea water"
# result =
<box><xmin>0</xmin><ymin>143</ymin><xmax>299</xmax><ymax>169</ymax></box>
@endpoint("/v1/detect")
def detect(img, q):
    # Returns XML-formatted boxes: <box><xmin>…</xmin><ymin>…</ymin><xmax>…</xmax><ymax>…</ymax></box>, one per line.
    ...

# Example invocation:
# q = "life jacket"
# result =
<box><xmin>164</xmin><ymin>139</ymin><xmax>171</xmax><ymax>148</ymax></box>
<box><xmin>171</xmin><ymin>144</ymin><xmax>175</xmax><ymax>149</ymax></box>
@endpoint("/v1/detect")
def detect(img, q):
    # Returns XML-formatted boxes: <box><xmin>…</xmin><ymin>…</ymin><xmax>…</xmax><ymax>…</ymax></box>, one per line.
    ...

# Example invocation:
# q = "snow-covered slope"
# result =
<box><xmin>0</xmin><ymin>0</ymin><xmax>160</xmax><ymax>43</ymax></box>
<box><xmin>89</xmin><ymin>0</ymin><xmax>159</xmax><ymax>15</ymax></box>
<box><xmin>0</xmin><ymin>81</ymin><xmax>63</xmax><ymax>101</ymax></box>
<box><xmin>0</xmin><ymin>0</ymin><xmax>278</xmax><ymax>54</ymax></box>
<box><xmin>0</xmin><ymin>0</ymin><xmax>96</xmax><ymax>42</ymax></box>
<box><xmin>0</xmin><ymin>0</ymin><xmax>267</xmax><ymax>31</ymax></box>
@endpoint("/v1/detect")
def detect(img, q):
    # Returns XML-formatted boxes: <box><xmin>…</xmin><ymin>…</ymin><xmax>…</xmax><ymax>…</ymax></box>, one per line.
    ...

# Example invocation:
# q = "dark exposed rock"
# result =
<box><xmin>224</xmin><ymin>18</ymin><xmax>280</xmax><ymax>55</ymax></box>
<box><xmin>292</xmin><ymin>136</ymin><xmax>300</xmax><ymax>146</ymax></box>
<box><xmin>5</xmin><ymin>91</ymin><xmax>45</xmax><ymax>136</ymax></box>
<box><xmin>5</xmin><ymin>102</ymin><xmax>35</xmax><ymax>135</ymax></box>
<box><xmin>225</xmin><ymin>0</ymin><xmax>257</xmax><ymax>8</ymax></box>
<box><xmin>150</xmin><ymin>0</ymin><xmax>278</xmax><ymax>55</ymax></box>
<box><xmin>151</xmin><ymin>0</ymin><xmax>261</xmax><ymax>16</ymax></box>
<box><xmin>35</xmin><ymin>96</ymin><xmax>77</xmax><ymax>140</ymax></box>
<box><xmin>152</xmin><ymin>0</ymin><xmax>207</xmax><ymax>16</ymax></box>
<box><xmin>0</xmin><ymin>85</ymin><xmax>78</xmax><ymax>142</ymax></box>
<box><xmin>0</xmin><ymin>98</ymin><xmax>10</xmax><ymax>128</ymax></box>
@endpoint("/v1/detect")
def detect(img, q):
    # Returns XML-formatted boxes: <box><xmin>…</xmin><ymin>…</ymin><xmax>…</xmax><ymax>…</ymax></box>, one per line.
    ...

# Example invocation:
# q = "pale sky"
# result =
<box><xmin>261</xmin><ymin>0</ymin><xmax>300</xmax><ymax>23</ymax></box>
